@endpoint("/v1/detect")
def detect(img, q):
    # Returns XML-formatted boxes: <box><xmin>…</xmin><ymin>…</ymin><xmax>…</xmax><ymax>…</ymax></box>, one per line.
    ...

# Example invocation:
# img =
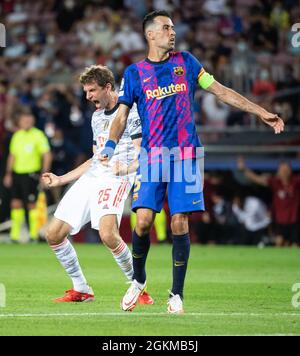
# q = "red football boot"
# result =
<box><xmin>54</xmin><ymin>288</ymin><xmax>94</xmax><ymax>302</ymax></box>
<box><xmin>138</xmin><ymin>290</ymin><xmax>154</xmax><ymax>305</ymax></box>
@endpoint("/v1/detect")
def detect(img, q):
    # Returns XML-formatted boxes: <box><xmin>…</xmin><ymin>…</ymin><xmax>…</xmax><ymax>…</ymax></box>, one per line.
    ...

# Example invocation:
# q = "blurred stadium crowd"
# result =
<box><xmin>0</xmin><ymin>0</ymin><xmax>300</xmax><ymax>245</ymax></box>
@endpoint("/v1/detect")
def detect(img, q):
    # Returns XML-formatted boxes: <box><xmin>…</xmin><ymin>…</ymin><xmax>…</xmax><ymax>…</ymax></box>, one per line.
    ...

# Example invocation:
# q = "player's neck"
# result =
<box><xmin>147</xmin><ymin>47</ymin><xmax>170</xmax><ymax>63</ymax></box>
<box><xmin>105</xmin><ymin>91</ymin><xmax>118</xmax><ymax>111</ymax></box>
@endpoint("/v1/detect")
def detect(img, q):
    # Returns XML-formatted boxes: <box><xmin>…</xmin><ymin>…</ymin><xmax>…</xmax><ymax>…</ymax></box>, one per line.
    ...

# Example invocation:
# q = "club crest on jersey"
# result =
<box><xmin>174</xmin><ymin>66</ymin><xmax>184</xmax><ymax>76</ymax></box>
<box><xmin>101</xmin><ymin>120</ymin><xmax>110</xmax><ymax>131</ymax></box>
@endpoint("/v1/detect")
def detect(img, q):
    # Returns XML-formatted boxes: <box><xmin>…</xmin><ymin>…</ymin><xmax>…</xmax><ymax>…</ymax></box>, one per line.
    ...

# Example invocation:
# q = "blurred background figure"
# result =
<box><xmin>238</xmin><ymin>157</ymin><xmax>300</xmax><ymax>247</ymax></box>
<box><xmin>3</xmin><ymin>107</ymin><xmax>52</xmax><ymax>243</ymax></box>
<box><xmin>232</xmin><ymin>190</ymin><xmax>271</xmax><ymax>246</ymax></box>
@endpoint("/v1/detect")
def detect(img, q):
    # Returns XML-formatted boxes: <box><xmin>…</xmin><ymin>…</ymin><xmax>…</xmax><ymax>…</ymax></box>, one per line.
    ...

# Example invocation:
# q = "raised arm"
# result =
<box><xmin>206</xmin><ymin>80</ymin><xmax>284</xmax><ymax>134</ymax></box>
<box><xmin>110</xmin><ymin>104</ymin><xmax>130</xmax><ymax>143</ymax></box>
<box><xmin>237</xmin><ymin>157</ymin><xmax>269</xmax><ymax>187</ymax></box>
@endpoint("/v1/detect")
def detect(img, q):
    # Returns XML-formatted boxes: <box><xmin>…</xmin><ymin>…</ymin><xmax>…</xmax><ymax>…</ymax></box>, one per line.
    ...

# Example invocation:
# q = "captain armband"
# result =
<box><xmin>198</xmin><ymin>71</ymin><xmax>215</xmax><ymax>90</ymax></box>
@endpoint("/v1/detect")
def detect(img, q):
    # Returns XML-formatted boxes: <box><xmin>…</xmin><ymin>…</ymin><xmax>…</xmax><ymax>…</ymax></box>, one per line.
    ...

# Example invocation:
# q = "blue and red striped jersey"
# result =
<box><xmin>118</xmin><ymin>51</ymin><xmax>204</xmax><ymax>160</ymax></box>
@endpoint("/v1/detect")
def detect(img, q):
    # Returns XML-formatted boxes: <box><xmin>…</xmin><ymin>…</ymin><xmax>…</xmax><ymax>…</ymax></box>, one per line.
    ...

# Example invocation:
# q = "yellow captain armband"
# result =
<box><xmin>198</xmin><ymin>70</ymin><xmax>215</xmax><ymax>89</ymax></box>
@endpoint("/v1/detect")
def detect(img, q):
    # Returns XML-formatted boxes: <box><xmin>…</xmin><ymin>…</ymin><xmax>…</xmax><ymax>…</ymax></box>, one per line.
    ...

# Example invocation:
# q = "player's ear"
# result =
<box><xmin>145</xmin><ymin>29</ymin><xmax>154</xmax><ymax>41</ymax></box>
<box><xmin>106</xmin><ymin>83</ymin><xmax>112</xmax><ymax>92</ymax></box>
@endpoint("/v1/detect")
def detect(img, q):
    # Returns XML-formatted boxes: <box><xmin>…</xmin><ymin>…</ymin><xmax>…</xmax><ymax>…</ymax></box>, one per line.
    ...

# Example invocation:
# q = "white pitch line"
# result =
<box><xmin>0</xmin><ymin>312</ymin><xmax>300</xmax><ymax>318</ymax></box>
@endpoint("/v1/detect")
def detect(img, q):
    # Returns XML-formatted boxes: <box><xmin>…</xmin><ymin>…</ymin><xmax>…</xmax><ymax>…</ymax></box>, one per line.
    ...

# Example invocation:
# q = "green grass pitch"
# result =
<box><xmin>0</xmin><ymin>243</ymin><xmax>299</xmax><ymax>335</ymax></box>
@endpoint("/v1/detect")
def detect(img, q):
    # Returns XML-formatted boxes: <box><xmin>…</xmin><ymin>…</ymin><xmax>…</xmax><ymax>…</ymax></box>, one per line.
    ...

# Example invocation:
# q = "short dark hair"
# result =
<box><xmin>142</xmin><ymin>10</ymin><xmax>172</xmax><ymax>34</ymax></box>
<box><xmin>79</xmin><ymin>65</ymin><xmax>115</xmax><ymax>90</ymax></box>
<box><xmin>16</xmin><ymin>106</ymin><xmax>33</xmax><ymax>118</ymax></box>
<box><xmin>14</xmin><ymin>106</ymin><xmax>34</xmax><ymax>125</ymax></box>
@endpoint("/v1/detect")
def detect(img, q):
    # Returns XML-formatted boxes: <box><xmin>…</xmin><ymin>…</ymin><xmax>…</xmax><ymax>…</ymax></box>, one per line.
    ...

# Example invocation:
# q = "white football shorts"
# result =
<box><xmin>54</xmin><ymin>173</ymin><xmax>134</xmax><ymax>235</ymax></box>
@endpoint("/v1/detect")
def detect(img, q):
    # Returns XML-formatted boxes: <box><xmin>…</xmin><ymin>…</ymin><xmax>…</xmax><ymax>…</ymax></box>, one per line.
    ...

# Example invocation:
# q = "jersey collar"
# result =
<box><xmin>145</xmin><ymin>55</ymin><xmax>171</xmax><ymax>65</ymax></box>
<box><xmin>104</xmin><ymin>103</ymin><xmax>119</xmax><ymax>116</ymax></box>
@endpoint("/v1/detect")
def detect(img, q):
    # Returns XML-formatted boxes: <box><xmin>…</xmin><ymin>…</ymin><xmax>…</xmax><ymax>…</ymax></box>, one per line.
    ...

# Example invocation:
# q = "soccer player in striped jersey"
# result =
<box><xmin>100</xmin><ymin>10</ymin><xmax>284</xmax><ymax>313</ymax></box>
<box><xmin>42</xmin><ymin>65</ymin><xmax>153</xmax><ymax>304</ymax></box>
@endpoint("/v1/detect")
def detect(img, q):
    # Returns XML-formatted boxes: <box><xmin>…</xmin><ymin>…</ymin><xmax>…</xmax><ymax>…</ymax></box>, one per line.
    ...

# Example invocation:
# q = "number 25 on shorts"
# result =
<box><xmin>98</xmin><ymin>188</ymin><xmax>112</xmax><ymax>205</ymax></box>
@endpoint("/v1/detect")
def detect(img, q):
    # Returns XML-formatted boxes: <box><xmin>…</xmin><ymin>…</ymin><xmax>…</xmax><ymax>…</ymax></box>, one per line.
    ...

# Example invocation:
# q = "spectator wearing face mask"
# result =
<box><xmin>252</xmin><ymin>68</ymin><xmax>276</xmax><ymax>97</ymax></box>
<box><xmin>111</xmin><ymin>21</ymin><xmax>144</xmax><ymax>53</ymax></box>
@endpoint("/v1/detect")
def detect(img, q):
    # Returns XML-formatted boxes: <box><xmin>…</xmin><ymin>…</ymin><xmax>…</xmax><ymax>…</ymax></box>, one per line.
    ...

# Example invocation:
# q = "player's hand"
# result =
<box><xmin>42</xmin><ymin>172</ymin><xmax>61</xmax><ymax>188</ymax></box>
<box><xmin>260</xmin><ymin>112</ymin><xmax>284</xmax><ymax>134</ymax></box>
<box><xmin>99</xmin><ymin>147</ymin><xmax>115</xmax><ymax>164</ymax></box>
<box><xmin>99</xmin><ymin>140</ymin><xmax>117</xmax><ymax>165</ymax></box>
<box><xmin>99</xmin><ymin>154</ymin><xmax>109</xmax><ymax>166</ymax></box>
<box><xmin>99</xmin><ymin>148</ymin><xmax>113</xmax><ymax>167</ymax></box>
<box><xmin>3</xmin><ymin>173</ymin><xmax>12</xmax><ymax>188</ymax></box>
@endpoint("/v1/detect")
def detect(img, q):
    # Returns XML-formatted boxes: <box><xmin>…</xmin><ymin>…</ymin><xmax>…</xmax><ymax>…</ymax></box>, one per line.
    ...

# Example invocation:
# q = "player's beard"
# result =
<box><xmin>93</xmin><ymin>98</ymin><xmax>106</xmax><ymax>110</ymax></box>
<box><xmin>168</xmin><ymin>39</ymin><xmax>175</xmax><ymax>51</ymax></box>
<box><xmin>166</xmin><ymin>44</ymin><xmax>175</xmax><ymax>53</ymax></box>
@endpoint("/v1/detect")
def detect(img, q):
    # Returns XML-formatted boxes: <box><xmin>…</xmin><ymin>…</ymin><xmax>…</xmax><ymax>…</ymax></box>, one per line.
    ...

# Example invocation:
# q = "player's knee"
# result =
<box><xmin>45</xmin><ymin>225</ymin><xmax>64</xmax><ymax>246</ymax></box>
<box><xmin>136</xmin><ymin>216</ymin><xmax>152</xmax><ymax>235</ymax></box>
<box><xmin>99</xmin><ymin>230</ymin><xmax>118</xmax><ymax>248</ymax></box>
<box><xmin>171</xmin><ymin>216</ymin><xmax>189</xmax><ymax>235</ymax></box>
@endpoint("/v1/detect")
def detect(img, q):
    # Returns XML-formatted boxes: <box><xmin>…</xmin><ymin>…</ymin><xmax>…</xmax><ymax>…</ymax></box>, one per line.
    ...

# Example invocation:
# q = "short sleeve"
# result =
<box><xmin>118</xmin><ymin>66</ymin><xmax>136</xmax><ymax>108</ymax></box>
<box><xmin>183</xmin><ymin>51</ymin><xmax>214</xmax><ymax>89</ymax></box>
<box><xmin>37</xmin><ymin>131</ymin><xmax>50</xmax><ymax>154</ymax></box>
<box><xmin>127</xmin><ymin>104</ymin><xmax>142</xmax><ymax>140</ymax></box>
<box><xmin>183</xmin><ymin>51</ymin><xmax>203</xmax><ymax>83</ymax></box>
<box><xmin>9</xmin><ymin>134</ymin><xmax>17</xmax><ymax>155</ymax></box>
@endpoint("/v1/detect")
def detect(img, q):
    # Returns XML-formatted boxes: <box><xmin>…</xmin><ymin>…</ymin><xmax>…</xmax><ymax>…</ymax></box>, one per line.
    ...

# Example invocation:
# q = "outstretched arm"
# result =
<box><xmin>206</xmin><ymin>80</ymin><xmax>284</xmax><ymax>134</ymax></box>
<box><xmin>42</xmin><ymin>157</ymin><xmax>92</xmax><ymax>188</ymax></box>
<box><xmin>237</xmin><ymin>157</ymin><xmax>269</xmax><ymax>186</ymax></box>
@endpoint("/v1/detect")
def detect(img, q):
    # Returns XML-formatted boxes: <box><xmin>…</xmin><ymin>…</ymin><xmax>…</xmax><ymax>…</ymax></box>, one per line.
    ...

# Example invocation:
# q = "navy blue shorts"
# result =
<box><xmin>132</xmin><ymin>158</ymin><xmax>205</xmax><ymax>215</ymax></box>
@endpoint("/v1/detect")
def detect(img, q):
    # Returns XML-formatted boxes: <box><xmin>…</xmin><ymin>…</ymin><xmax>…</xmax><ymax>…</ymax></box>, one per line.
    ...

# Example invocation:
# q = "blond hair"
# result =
<box><xmin>79</xmin><ymin>65</ymin><xmax>115</xmax><ymax>90</ymax></box>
